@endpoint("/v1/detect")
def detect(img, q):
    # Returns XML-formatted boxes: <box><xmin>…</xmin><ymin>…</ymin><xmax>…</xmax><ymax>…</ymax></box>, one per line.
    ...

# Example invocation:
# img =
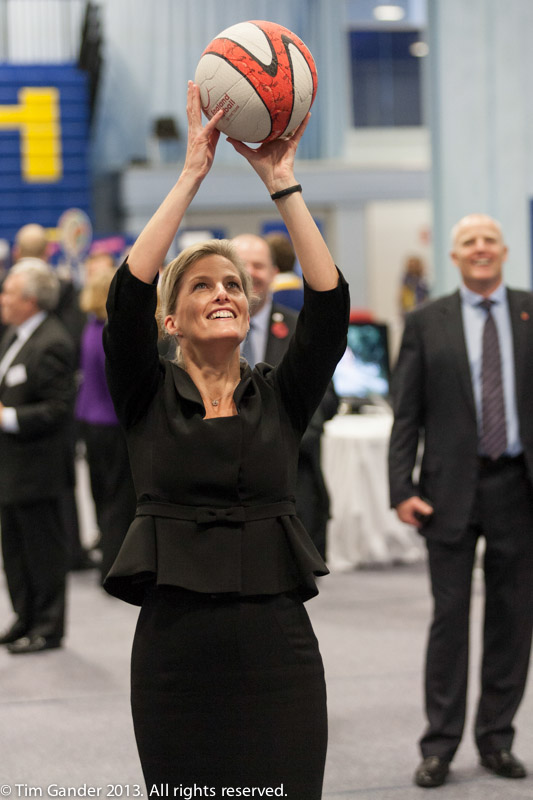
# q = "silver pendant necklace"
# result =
<box><xmin>210</xmin><ymin>388</ymin><xmax>234</xmax><ymax>407</ymax></box>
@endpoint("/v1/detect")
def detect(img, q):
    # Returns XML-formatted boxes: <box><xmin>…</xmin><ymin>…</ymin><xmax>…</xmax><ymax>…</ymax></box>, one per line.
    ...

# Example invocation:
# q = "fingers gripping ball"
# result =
<box><xmin>194</xmin><ymin>20</ymin><xmax>317</xmax><ymax>144</ymax></box>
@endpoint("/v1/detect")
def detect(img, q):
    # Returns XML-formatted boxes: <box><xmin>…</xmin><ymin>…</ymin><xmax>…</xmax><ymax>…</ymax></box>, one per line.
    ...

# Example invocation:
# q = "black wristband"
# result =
<box><xmin>270</xmin><ymin>184</ymin><xmax>302</xmax><ymax>201</ymax></box>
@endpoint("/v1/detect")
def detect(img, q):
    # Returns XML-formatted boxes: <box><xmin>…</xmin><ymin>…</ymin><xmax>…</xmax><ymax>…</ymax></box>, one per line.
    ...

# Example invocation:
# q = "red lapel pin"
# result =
<box><xmin>271</xmin><ymin>321</ymin><xmax>289</xmax><ymax>339</ymax></box>
<box><xmin>521</xmin><ymin>311</ymin><xmax>529</xmax><ymax>321</ymax></box>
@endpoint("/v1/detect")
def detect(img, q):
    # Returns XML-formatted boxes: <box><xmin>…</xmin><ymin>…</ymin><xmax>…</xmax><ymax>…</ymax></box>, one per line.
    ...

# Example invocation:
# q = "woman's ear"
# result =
<box><xmin>164</xmin><ymin>314</ymin><xmax>180</xmax><ymax>337</ymax></box>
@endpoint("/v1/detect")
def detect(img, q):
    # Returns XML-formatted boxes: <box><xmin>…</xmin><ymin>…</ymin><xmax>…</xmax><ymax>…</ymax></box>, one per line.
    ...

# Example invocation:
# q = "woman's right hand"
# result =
<box><xmin>127</xmin><ymin>82</ymin><xmax>223</xmax><ymax>284</ymax></box>
<box><xmin>181</xmin><ymin>81</ymin><xmax>224</xmax><ymax>183</ymax></box>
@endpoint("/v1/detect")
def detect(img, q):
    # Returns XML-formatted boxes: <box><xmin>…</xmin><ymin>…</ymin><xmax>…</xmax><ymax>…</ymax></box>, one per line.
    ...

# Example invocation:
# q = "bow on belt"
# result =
<box><xmin>135</xmin><ymin>500</ymin><xmax>296</xmax><ymax>527</ymax></box>
<box><xmin>196</xmin><ymin>506</ymin><xmax>246</xmax><ymax>525</ymax></box>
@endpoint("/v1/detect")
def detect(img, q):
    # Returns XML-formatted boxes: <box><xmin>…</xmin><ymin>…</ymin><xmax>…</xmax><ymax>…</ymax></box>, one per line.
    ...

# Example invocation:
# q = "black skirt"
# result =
<box><xmin>131</xmin><ymin>586</ymin><xmax>328</xmax><ymax>799</ymax></box>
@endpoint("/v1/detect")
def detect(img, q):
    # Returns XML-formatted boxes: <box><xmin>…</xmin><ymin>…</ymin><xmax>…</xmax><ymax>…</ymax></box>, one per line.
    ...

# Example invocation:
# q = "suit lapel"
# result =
<box><xmin>507</xmin><ymin>289</ymin><xmax>530</xmax><ymax>400</ymax></box>
<box><xmin>0</xmin><ymin>316</ymin><xmax>47</xmax><ymax>392</ymax></box>
<box><xmin>440</xmin><ymin>291</ymin><xmax>477</xmax><ymax>419</ymax></box>
<box><xmin>264</xmin><ymin>305</ymin><xmax>294</xmax><ymax>366</ymax></box>
<box><xmin>0</xmin><ymin>326</ymin><xmax>17</xmax><ymax>359</ymax></box>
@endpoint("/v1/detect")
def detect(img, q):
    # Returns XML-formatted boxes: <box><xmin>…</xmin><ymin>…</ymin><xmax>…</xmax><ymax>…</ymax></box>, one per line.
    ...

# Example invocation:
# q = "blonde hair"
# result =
<box><xmin>80</xmin><ymin>270</ymin><xmax>114</xmax><ymax>320</ymax></box>
<box><xmin>157</xmin><ymin>239</ymin><xmax>253</xmax><ymax>363</ymax></box>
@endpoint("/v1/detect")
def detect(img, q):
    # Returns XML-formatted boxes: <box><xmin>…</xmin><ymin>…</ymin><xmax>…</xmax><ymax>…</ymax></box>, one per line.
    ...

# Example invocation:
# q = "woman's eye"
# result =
<box><xmin>228</xmin><ymin>281</ymin><xmax>242</xmax><ymax>290</ymax></box>
<box><xmin>194</xmin><ymin>282</ymin><xmax>207</xmax><ymax>290</ymax></box>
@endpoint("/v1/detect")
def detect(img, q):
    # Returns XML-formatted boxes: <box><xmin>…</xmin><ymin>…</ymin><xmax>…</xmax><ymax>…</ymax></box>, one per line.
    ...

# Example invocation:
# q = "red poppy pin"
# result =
<box><xmin>521</xmin><ymin>311</ymin><xmax>530</xmax><ymax>321</ymax></box>
<box><xmin>271</xmin><ymin>321</ymin><xmax>289</xmax><ymax>339</ymax></box>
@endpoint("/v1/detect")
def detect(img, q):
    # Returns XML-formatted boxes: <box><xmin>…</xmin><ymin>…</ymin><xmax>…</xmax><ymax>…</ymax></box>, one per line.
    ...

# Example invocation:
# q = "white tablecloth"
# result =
<box><xmin>322</xmin><ymin>413</ymin><xmax>425</xmax><ymax>570</ymax></box>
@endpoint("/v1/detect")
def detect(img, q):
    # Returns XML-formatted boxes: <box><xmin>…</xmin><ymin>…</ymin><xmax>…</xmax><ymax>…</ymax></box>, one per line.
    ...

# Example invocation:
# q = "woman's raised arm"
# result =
<box><xmin>127</xmin><ymin>82</ymin><xmax>223</xmax><ymax>284</ymax></box>
<box><xmin>229</xmin><ymin>116</ymin><xmax>338</xmax><ymax>293</ymax></box>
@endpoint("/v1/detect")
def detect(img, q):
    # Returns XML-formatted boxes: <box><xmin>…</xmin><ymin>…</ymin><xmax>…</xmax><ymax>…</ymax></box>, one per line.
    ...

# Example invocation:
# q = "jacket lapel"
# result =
<box><xmin>507</xmin><ymin>289</ymin><xmax>529</xmax><ymax>401</ymax></box>
<box><xmin>440</xmin><ymin>290</ymin><xmax>477</xmax><ymax>420</ymax></box>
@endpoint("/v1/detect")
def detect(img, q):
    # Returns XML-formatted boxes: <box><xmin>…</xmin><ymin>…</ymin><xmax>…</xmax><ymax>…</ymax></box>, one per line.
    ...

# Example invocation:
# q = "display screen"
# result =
<box><xmin>332</xmin><ymin>322</ymin><xmax>390</xmax><ymax>401</ymax></box>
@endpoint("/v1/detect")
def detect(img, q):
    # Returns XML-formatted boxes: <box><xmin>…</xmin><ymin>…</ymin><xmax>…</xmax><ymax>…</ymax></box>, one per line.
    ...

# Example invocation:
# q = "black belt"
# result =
<box><xmin>478</xmin><ymin>452</ymin><xmax>525</xmax><ymax>470</ymax></box>
<box><xmin>136</xmin><ymin>500</ymin><xmax>296</xmax><ymax>526</ymax></box>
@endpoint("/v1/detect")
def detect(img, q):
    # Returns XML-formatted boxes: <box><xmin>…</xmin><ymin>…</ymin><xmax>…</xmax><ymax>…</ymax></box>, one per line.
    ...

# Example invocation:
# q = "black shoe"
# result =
<box><xmin>6</xmin><ymin>635</ymin><xmax>62</xmax><ymax>654</ymax></box>
<box><xmin>0</xmin><ymin>623</ymin><xmax>27</xmax><ymax>645</ymax></box>
<box><xmin>480</xmin><ymin>749</ymin><xmax>526</xmax><ymax>778</ymax></box>
<box><xmin>415</xmin><ymin>756</ymin><xmax>450</xmax><ymax>787</ymax></box>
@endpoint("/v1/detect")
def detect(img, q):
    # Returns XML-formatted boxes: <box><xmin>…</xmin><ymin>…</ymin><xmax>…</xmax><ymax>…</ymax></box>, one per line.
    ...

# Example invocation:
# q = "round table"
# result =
<box><xmin>321</xmin><ymin>412</ymin><xmax>425</xmax><ymax>570</ymax></box>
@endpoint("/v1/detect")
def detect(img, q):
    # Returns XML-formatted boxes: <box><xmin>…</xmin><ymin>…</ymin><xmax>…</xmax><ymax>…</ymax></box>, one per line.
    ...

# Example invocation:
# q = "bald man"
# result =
<box><xmin>12</xmin><ymin>223</ymin><xmax>49</xmax><ymax>261</ymax></box>
<box><xmin>232</xmin><ymin>233</ymin><xmax>298</xmax><ymax>366</ymax></box>
<box><xmin>389</xmin><ymin>214</ymin><xmax>533</xmax><ymax>786</ymax></box>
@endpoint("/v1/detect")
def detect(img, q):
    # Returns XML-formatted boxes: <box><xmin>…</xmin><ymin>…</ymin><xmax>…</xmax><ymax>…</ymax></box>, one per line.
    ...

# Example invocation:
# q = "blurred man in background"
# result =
<box><xmin>0</xmin><ymin>260</ymin><xmax>76</xmax><ymax>652</ymax></box>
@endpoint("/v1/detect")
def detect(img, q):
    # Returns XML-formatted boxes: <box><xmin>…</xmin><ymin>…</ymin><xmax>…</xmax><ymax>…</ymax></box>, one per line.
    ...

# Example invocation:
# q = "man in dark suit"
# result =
<box><xmin>0</xmin><ymin>259</ymin><xmax>76</xmax><ymax>653</ymax></box>
<box><xmin>389</xmin><ymin>214</ymin><xmax>533</xmax><ymax>786</ymax></box>
<box><xmin>12</xmin><ymin>223</ymin><xmax>90</xmax><ymax>571</ymax></box>
<box><xmin>233</xmin><ymin>233</ymin><xmax>337</xmax><ymax>560</ymax></box>
<box><xmin>232</xmin><ymin>233</ymin><xmax>298</xmax><ymax>365</ymax></box>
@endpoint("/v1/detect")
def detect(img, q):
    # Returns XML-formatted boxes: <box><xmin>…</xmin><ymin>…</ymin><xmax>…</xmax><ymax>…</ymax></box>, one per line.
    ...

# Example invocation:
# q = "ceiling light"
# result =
<box><xmin>409</xmin><ymin>41</ymin><xmax>429</xmax><ymax>57</ymax></box>
<box><xmin>373</xmin><ymin>4</ymin><xmax>406</xmax><ymax>22</ymax></box>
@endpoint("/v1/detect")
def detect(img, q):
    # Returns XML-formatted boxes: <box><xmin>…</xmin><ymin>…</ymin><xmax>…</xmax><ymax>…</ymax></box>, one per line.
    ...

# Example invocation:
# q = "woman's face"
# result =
<box><xmin>166</xmin><ymin>255</ymin><xmax>250</xmax><ymax>353</ymax></box>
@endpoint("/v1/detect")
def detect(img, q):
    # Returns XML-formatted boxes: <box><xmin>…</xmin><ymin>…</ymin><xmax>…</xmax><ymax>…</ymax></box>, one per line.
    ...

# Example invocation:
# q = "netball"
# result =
<box><xmin>194</xmin><ymin>20</ymin><xmax>317</xmax><ymax>144</ymax></box>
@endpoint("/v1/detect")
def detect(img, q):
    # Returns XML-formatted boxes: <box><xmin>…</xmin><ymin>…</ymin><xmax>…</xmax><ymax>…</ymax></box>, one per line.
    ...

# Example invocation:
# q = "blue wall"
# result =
<box><xmin>0</xmin><ymin>64</ymin><xmax>91</xmax><ymax>244</ymax></box>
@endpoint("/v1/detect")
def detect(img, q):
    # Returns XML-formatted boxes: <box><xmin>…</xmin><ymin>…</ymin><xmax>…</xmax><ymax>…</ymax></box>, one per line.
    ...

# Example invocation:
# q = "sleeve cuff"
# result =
<box><xmin>1</xmin><ymin>407</ymin><xmax>19</xmax><ymax>433</ymax></box>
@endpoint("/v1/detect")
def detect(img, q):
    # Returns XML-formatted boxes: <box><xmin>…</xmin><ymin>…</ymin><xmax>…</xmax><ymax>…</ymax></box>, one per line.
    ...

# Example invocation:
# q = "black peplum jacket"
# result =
<box><xmin>103</xmin><ymin>261</ymin><xmax>349</xmax><ymax>605</ymax></box>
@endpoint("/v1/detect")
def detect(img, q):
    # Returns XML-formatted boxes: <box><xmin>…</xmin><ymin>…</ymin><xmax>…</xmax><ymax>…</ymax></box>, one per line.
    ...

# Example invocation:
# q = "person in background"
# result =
<box><xmin>84</xmin><ymin>251</ymin><xmax>117</xmax><ymax>282</ymax></box>
<box><xmin>389</xmin><ymin>214</ymin><xmax>533</xmax><ymax>787</ymax></box>
<box><xmin>102</xmin><ymin>81</ymin><xmax>349</xmax><ymax>797</ymax></box>
<box><xmin>0</xmin><ymin>239</ymin><xmax>10</xmax><ymax>341</ymax></box>
<box><xmin>233</xmin><ymin>233</ymin><xmax>338</xmax><ymax>560</ymax></box>
<box><xmin>12</xmin><ymin>223</ymin><xmax>90</xmax><ymax>571</ymax></box>
<box><xmin>13</xmin><ymin>223</ymin><xmax>87</xmax><ymax>353</ymax></box>
<box><xmin>266</xmin><ymin>230</ymin><xmax>304</xmax><ymax>311</ymax></box>
<box><xmin>76</xmin><ymin>268</ymin><xmax>136</xmax><ymax>585</ymax></box>
<box><xmin>12</xmin><ymin>223</ymin><xmax>51</xmax><ymax>263</ymax></box>
<box><xmin>399</xmin><ymin>254</ymin><xmax>430</xmax><ymax>316</ymax></box>
<box><xmin>295</xmin><ymin>381</ymin><xmax>338</xmax><ymax>561</ymax></box>
<box><xmin>232</xmin><ymin>232</ymin><xmax>298</xmax><ymax>366</ymax></box>
<box><xmin>0</xmin><ymin>260</ymin><xmax>75</xmax><ymax>653</ymax></box>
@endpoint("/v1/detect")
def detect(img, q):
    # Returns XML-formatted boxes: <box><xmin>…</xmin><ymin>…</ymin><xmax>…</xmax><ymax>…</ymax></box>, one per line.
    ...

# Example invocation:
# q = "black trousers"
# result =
<box><xmin>0</xmin><ymin>497</ymin><xmax>68</xmax><ymax>640</ymax></box>
<box><xmin>421</xmin><ymin>456</ymin><xmax>533</xmax><ymax>760</ymax></box>
<box><xmin>81</xmin><ymin>422</ymin><xmax>136</xmax><ymax>581</ymax></box>
<box><xmin>131</xmin><ymin>587</ymin><xmax>328</xmax><ymax>799</ymax></box>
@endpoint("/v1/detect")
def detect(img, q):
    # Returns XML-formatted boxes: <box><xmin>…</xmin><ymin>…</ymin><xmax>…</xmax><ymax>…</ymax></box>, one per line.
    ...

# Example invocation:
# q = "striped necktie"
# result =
<box><xmin>479</xmin><ymin>299</ymin><xmax>507</xmax><ymax>460</ymax></box>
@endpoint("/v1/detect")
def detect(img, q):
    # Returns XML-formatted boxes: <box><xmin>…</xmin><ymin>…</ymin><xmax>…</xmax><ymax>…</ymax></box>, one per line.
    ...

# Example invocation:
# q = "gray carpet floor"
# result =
<box><xmin>0</xmin><ymin>562</ymin><xmax>531</xmax><ymax>799</ymax></box>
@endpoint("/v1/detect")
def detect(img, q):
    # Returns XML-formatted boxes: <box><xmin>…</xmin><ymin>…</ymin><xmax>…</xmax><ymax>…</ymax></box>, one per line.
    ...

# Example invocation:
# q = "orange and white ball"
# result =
<box><xmin>194</xmin><ymin>20</ymin><xmax>317</xmax><ymax>144</ymax></box>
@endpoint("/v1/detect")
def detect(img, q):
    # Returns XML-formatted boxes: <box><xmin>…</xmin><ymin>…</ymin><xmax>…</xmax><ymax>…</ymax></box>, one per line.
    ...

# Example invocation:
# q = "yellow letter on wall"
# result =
<box><xmin>0</xmin><ymin>87</ymin><xmax>62</xmax><ymax>182</ymax></box>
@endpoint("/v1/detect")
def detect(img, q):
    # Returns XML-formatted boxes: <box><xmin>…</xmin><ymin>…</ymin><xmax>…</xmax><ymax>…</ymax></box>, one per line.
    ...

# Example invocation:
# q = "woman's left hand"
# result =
<box><xmin>227</xmin><ymin>113</ymin><xmax>310</xmax><ymax>194</ymax></box>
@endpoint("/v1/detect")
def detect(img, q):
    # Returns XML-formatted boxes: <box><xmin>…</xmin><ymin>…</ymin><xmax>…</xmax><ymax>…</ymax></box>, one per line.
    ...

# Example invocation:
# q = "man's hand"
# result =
<box><xmin>395</xmin><ymin>496</ymin><xmax>434</xmax><ymax>527</ymax></box>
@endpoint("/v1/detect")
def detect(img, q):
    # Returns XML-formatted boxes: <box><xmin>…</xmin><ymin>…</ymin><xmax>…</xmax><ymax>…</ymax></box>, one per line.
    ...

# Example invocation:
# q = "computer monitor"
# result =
<box><xmin>332</xmin><ymin>322</ymin><xmax>391</xmax><ymax>408</ymax></box>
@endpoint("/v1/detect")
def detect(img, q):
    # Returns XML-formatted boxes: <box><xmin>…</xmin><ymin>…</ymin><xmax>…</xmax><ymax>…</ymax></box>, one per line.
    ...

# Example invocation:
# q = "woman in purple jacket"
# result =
<box><xmin>76</xmin><ymin>269</ymin><xmax>136</xmax><ymax>583</ymax></box>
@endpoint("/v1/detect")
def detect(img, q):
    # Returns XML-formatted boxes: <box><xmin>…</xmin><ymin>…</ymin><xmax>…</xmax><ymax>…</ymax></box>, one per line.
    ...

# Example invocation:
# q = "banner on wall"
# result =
<box><xmin>0</xmin><ymin>64</ymin><xmax>92</xmax><ymax>246</ymax></box>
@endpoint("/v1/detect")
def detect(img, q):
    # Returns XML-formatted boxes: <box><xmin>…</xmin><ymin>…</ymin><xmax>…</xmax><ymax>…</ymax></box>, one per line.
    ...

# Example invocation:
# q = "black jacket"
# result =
<box><xmin>103</xmin><ymin>262</ymin><xmax>349</xmax><ymax>604</ymax></box>
<box><xmin>0</xmin><ymin>315</ymin><xmax>76</xmax><ymax>505</ymax></box>
<box><xmin>388</xmin><ymin>287</ymin><xmax>533</xmax><ymax>541</ymax></box>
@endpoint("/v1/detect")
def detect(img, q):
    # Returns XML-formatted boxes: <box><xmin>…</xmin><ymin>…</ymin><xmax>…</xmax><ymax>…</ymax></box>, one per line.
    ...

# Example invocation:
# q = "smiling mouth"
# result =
<box><xmin>207</xmin><ymin>310</ymin><xmax>236</xmax><ymax>320</ymax></box>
